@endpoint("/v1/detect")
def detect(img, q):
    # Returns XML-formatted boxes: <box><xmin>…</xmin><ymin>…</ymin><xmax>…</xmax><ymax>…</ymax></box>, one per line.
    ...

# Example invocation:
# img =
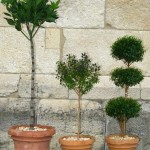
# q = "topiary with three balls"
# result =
<box><xmin>105</xmin><ymin>35</ymin><xmax>145</xmax><ymax>136</ymax></box>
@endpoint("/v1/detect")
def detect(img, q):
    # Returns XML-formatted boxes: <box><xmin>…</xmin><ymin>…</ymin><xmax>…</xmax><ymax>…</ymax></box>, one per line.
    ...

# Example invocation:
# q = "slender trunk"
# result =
<box><xmin>125</xmin><ymin>85</ymin><xmax>129</xmax><ymax>98</ymax></box>
<box><xmin>77</xmin><ymin>91</ymin><xmax>81</xmax><ymax>139</ymax></box>
<box><xmin>119</xmin><ymin>119</ymin><xmax>126</xmax><ymax>137</ymax></box>
<box><xmin>29</xmin><ymin>35</ymin><xmax>36</xmax><ymax>129</ymax></box>
<box><xmin>120</xmin><ymin>84</ymin><xmax>129</xmax><ymax>136</ymax></box>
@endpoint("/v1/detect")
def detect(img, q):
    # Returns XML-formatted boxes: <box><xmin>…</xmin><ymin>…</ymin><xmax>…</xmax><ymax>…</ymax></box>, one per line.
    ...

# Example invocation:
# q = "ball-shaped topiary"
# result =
<box><xmin>111</xmin><ymin>36</ymin><xmax>145</xmax><ymax>64</ymax></box>
<box><xmin>105</xmin><ymin>97</ymin><xmax>141</xmax><ymax>122</ymax></box>
<box><xmin>111</xmin><ymin>67</ymin><xmax>144</xmax><ymax>88</ymax></box>
<box><xmin>56</xmin><ymin>53</ymin><xmax>100</xmax><ymax>95</ymax></box>
<box><xmin>56</xmin><ymin>53</ymin><xmax>100</xmax><ymax>138</ymax></box>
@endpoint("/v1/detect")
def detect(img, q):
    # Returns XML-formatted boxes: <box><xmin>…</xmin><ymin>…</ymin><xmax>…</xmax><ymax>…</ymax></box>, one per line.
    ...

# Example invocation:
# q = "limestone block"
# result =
<box><xmin>37</xmin><ymin>99</ymin><xmax>105</xmax><ymax>150</ymax></box>
<box><xmin>0</xmin><ymin>130</ymin><xmax>13</xmax><ymax>150</ymax></box>
<box><xmin>18</xmin><ymin>74</ymin><xmax>31</xmax><ymax>98</ymax></box>
<box><xmin>0</xmin><ymin>98</ymin><xmax>9</xmax><ymax>111</ymax></box>
<box><xmin>141</xmin><ymin>77</ymin><xmax>150</xmax><ymax>100</ymax></box>
<box><xmin>56</xmin><ymin>0</ymin><xmax>105</xmax><ymax>28</ymax></box>
<box><xmin>0</xmin><ymin>26</ymin><xmax>59</xmax><ymax>74</ymax></box>
<box><xmin>141</xmin><ymin>101</ymin><xmax>150</xmax><ymax>113</ymax></box>
<box><xmin>36</xmin><ymin>75</ymin><xmax>68</xmax><ymax>99</ymax></box>
<box><xmin>35</xmin><ymin>28</ymin><xmax>60</xmax><ymax>74</ymax></box>
<box><xmin>0</xmin><ymin>74</ymin><xmax>20</xmax><ymax>97</ymax></box>
<box><xmin>63</xmin><ymin>29</ymin><xmax>150</xmax><ymax>76</ymax></box>
<box><xmin>0</xmin><ymin>98</ymin><xmax>30</xmax><ymax>131</ymax></box>
<box><xmin>18</xmin><ymin>74</ymin><xmax>68</xmax><ymax>99</ymax></box>
<box><xmin>8</xmin><ymin>98</ymin><xmax>30</xmax><ymax>112</ymax></box>
<box><xmin>0</xmin><ymin>4</ymin><xmax>9</xmax><ymax>26</ymax></box>
<box><xmin>46</xmin><ymin>28</ymin><xmax>60</xmax><ymax>49</ymax></box>
<box><xmin>69</xmin><ymin>76</ymin><xmax>140</xmax><ymax>100</ymax></box>
<box><xmin>36</xmin><ymin>48</ymin><xmax>60</xmax><ymax>74</ymax></box>
<box><xmin>106</xmin><ymin>0</ymin><xmax>150</xmax><ymax>30</ymax></box>
<box><xmin>0</xmin><ymin>27</ymin><xmax>31</xmax><ymax>73</ymax></box>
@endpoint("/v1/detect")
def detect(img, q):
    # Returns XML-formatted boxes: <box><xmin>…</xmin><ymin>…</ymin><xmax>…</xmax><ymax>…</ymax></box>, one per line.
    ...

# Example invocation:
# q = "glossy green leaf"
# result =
<box><xmin>4</xmin><ymin>18</ymin><xmax>15</xmax><ymax>25</ymax></box>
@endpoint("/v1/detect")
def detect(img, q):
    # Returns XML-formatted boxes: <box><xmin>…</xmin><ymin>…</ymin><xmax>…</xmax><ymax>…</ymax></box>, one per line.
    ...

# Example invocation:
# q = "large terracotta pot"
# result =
<box><xmin>59</xmin><ymin>135</ymin><xmax>95</xmax><ymax>150</ymax></box>
<box><xmin>8</xmin><ymin>125</ymin><xmax>55</xmax><ymax>150</ymax></box>
<box><xmin>106</xmin><ymin>134</ymin><xmax>140</xmax><ymax>150</ymax></box>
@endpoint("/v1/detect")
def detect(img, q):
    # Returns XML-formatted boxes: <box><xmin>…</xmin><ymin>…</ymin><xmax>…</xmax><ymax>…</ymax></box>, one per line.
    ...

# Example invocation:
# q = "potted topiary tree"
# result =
<box><xmin>105</xmin><ymin>35</ymin><xmax>145</xmax><ymax>150</ymax></box>
<box><xmin>56</xmin><ymin>53</ymin><xmax>100</xmax><ymax>150</ymax></box>
<box><xmin>1</xmin><ymin>0</ymin><xmax>60</xmax><ymax>150</ymax></box>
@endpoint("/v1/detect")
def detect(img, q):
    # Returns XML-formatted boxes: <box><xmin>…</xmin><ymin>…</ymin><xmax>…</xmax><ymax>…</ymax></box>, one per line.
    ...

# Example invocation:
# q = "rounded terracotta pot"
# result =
<box><xmin>106</xmin><ymin>134</ymin><xmax>140</xmax><ymax>150</ymax></box>
<box><xmin>8</xmin><ymin>125</ymin><xmax>55</xmax><ymax>150</ymax></box>
<box><xmin>59</xmin><ymin>135</ymin><xmax>95</xmax><ymax>150</ymax></box>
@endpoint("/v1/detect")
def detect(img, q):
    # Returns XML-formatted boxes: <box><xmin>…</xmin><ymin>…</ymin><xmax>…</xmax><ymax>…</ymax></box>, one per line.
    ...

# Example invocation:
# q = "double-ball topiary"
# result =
<box><xmin>105</xmin><ymin>35</ymin><xmax>145</xmax><ymax>136</ymax></box>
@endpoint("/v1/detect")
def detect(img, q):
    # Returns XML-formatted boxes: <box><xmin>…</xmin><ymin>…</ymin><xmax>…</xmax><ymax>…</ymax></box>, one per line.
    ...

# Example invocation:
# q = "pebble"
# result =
<box><xmin>110</xmin><ymin>135</ymin><xmax>135</xmax><ymax>140</ymax></box>
<box><xmin>63</xmin><ymin>137</ymin><xmax>90</xmax><ymax>141</ymax></box>
<box><xmin>18</xmin><ymin>126</ymin><xmax>47</xmax><ymax>131</ymax></box>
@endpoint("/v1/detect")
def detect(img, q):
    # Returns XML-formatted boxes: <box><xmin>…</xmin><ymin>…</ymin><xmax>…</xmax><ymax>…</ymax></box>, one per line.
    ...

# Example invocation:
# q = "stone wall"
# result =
<box><xmin>0</xmin><ymin>0</ymin><xmax>150</xmax><ymax>150</ymax></box>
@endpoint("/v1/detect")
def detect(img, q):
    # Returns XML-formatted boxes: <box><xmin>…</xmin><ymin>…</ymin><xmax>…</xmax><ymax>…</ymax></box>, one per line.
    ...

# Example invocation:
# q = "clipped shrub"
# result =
<box><xmin>111</xmin><ymin>67</ymin><xmax>144</xmax><ymax>87</ymax></box>
<box><xmin>105</xmin><ymin>97</ymin><xmax>141</xmax><ymax>122</ymax></box>
<box><xmin>111</xmin><ymin>35</ymin><xmax>145</xmax><ymax>64</ymax></box>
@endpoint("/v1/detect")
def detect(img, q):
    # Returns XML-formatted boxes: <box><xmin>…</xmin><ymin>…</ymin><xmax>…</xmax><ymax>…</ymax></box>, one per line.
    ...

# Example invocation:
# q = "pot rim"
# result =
<box><xmin>59</xmin><ymin>135</ymin><xmax>95</xmax><ymax>145</ymax></box>
<box><xmin>8</xmin><ymin>124</ymin><xmax>56</xmax><ymax>137</ymax></box>
<box><xmin>105</xmin><ymin>134</ymin><xmax>140</xmax><ymax>145</ymax></box>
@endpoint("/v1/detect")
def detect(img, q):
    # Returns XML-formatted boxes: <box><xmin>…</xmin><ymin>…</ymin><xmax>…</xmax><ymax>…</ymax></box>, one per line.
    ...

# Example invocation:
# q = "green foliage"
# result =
<box><xmin>111</xmin><ymin>35</ymin><xmax>145</xmax><ymax>64</ymax></box>
<box><xmin>56</xmin><ymin>53</ymin><xmax>100</xmax><ymax>96</ymax></box>
<box><xmin>105</xmin><ymin>97</ymin><xmax>141</xmax><ymax>122</ymax></box>
<box><xmin>1</xmin><ymin>0</ymin><xmax>60</xmax><ymax>31</ymax></box>
<box><xmin>111</xmin><ymin>67</ymin><xmax>144</xmax><ymax>87</ymax></box>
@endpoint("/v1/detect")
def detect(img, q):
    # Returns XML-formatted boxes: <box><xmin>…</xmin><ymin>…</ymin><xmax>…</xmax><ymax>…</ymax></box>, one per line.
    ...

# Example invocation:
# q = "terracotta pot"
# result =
<box><xmin>8</xmin><ymin>125</ymin><xmax>55</xmax><ymax>150</ymax></box>
<box><xmin>106</xmin><ymin>134</ymin><xmax>140</xmax><ymax>150</ymax></box>
<box><xmin>59</xmin><ymin>135</ymin><xmax>95</xmax><ymax>150</ymax></box>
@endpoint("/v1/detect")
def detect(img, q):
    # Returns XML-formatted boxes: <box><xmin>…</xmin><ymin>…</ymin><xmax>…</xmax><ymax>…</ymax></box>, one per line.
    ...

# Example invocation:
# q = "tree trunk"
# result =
<box><xmin>125</xmin><ymin>85</ymin><xmax>129</xmax><ymax>98</ymax></box>
<box><xmin>77</xmin><ymin>92</ymin><xmax>81</xmax><ymax>139</ymax></box>
<box><xmin>119</xmin><ymin>118</ymin><xmax>126</xmax><ymax>137</ymax></box>
<box><xmin>29</xmin><ymin>35</ymin><xmax>36</xmax><ymax>129</ymax></box>
<box><xmin>120</xmin><ymin>84</ymin><xmax>129</xmax><ymax>136</ymax></box>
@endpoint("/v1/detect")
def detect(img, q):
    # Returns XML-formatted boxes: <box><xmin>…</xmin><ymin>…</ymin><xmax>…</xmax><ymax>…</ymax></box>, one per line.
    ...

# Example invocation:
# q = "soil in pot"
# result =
<box><xmin>59</xmin><ymin>135</ymin><xmax>95</xmax><ymax>150</ymax></box>
<box><xmin>106</xmin><ymin>134</ymin><xmax>140</xmax><ymax>150</ymax></box>
<box><xmin>8</xmin><ymin>125</ymin><xmax>55</xmax><ymax>150</ymax></box>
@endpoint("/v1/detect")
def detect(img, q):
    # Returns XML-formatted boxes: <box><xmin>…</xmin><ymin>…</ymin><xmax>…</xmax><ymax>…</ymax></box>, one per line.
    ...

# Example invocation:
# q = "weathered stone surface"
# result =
<box><xmin>69</xmin><ymin>76</ymin><xmax>140</xmax><ymax>100</ymax></box>
<box><xmin>18</xmin><ymin>74</ymin><xmax>31</xmax><ymax>98</ymax></box>
<box><xmin>7</xmin><ymin>98</ymin><xmax>30</xmax><ymax>112</ymax></box>
<box><xmin>35</xmin><ymin>28</ymin><xmax>60</xmax><ymax>74</ymax></box>
<box><xmin>0</xmin><ymin>130</ymin><xmax>13</xmax><ymax>150</ymax></box>
<box><xmin>141</xmin><ymin>101</ymin><xmax>150</xmax><ymax>113</ymax></box>
<box><xmin>36</xmin><ymin>75</ymin><xmax>68</xmax><ymax>99</ymax></box>
<box><xmin>0</xmin><ymin>74</ymin><xmax>20</xmax><ymax>97</ymax></box>
<box><xmin>106</xmin><ymin>0</ymin><xmax>150</xmax><ymax>30</ymax></box>
<box><xmin>56</xmin><ymin>0</ymin><xmax>105</xmax><ymax>28</ymax></box>
<box><xmin>38</xmin><ymin>99</ymin><xmax>105</xmax><ymax>150</ymax></box>
<box><xmin>36</xmin><ymin>48</ymin><xmax>60</xmax><ymax>74</ymax></box>
<box><xmin>0</xmin><ymin>27</ymin><xmax>30</xmax><ymax>73</ymax></box>
<box><xmin>18</xmin><ymin>74</ymin><xmax>68</xmax><ymax>99</ymax></box>
<box><xmin>63</xmin><ymin>29</ymin><xmax>150</xmax><ymax>76</ymax></box>
<box><xmin>46</xmin><ymin>28</ymin><xmax>60</xmax><ymax>49</ymax></box>
<box><xmin>0</xmin><ymin>4</ymin><xmax>9</xmax><ymax>27</ymax></box>
<box><xmin>0</xmin><ymin>98</ymin><xmax>30</xmax><ymax>133</ymax></box>
<box><xmin>0</xmin><ymin>98</ymin><xmax>9</xmax><ymax>111</ymax></box>
<box><xmin>141</xmin><ymin>77</ymin><xmax>150</xmax><ymax>100</ymax></box>
<box><xmin>0</xmin><ymin>27</ymin><xmax>59</xmax><ymax>74</ymax></box>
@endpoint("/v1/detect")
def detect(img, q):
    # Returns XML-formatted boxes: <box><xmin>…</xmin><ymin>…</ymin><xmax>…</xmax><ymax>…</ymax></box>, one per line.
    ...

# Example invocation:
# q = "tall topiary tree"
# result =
<box><xmin>1</xmin><ymin>0</ymin><xmax>60</xmax><ymax>129</ymax></box>
<box><xmin>105</xmin><ymin>35</ymin><xmax>145</xmax><ymax>137</ymax></box>
<box><xmin>56</xmin><ymin>53</ymin><xmax>100</xmax><ymax>138</ymax></box>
